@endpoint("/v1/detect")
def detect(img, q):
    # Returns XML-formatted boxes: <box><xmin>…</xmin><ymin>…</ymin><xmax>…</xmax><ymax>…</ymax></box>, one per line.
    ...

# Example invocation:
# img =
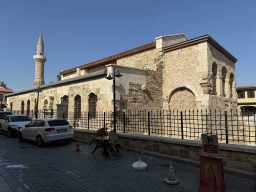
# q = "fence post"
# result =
<box><xmin>44</xmin><ymin>109</ymin><xmax>45</xmax><ymax>118</ymax></box>
<box><xmin>148</xmin><ymin>111</ymin><xmax>150</xmax><ymax>136</ymax></box>
<box><xmin>88</xmin><ymin>112</ymin><xmax>90</xmax><ymax>130</ymax></box>
<box><xmin>181</xmin><ymin>111</ymin><xmax>184</xmax><ymax>139</ymax></box>
<box><xmin>123</xmin><ymin>112</ymin><xmax>125</xmax><ymax>133</ymax></box>
<box><xmin>104</xmin><ymin>112</ymin><xmax>105</xmax><ymax>127</ymax></box>
<box><xmin>225</xmin><ymin>111</ymin><xmax>228</xmax><ymax>144</ymax></box>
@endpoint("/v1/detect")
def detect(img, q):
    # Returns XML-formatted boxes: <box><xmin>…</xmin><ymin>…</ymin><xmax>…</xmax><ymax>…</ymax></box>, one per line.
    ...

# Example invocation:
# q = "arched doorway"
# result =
<box><xmin>169</xmin><ymin>87</ymin><xmax>197</xmax><ymax>111</ymax></box>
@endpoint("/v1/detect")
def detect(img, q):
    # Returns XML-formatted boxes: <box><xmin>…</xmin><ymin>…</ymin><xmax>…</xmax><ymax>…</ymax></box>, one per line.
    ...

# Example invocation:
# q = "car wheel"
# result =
<box><xmin>19</xmin><ymin>132</ymin><xmax>24</xmax><ymax>142</ymax></box>
<box><xmin>0</xmin><ymin>126</ymin><xmax>2</xmax><ymax>134</ymax></box>
<box><xmin>37</xmin><ymin>136</ymin><xmax>44</xmax><ymax>148</ymax></box>
<box><xmin>7</xmin><ymin>128</ymin><xmax>12</xmax><ymax>138</ymax></box>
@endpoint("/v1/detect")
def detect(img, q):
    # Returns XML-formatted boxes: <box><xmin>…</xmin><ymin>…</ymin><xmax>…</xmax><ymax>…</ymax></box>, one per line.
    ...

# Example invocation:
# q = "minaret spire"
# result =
<box><xmin>33</xmin><ymin>30</ymin><xmax>47</xmax><ymax>87</ymax></box>
<box><xmin>37</xmin><ymin>29</ymin><xmax>44</xmax><ymax>46</ymax></box>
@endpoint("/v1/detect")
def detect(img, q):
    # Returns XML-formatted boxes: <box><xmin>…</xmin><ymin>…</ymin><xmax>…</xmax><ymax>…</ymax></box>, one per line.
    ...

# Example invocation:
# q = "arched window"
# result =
<box><xmin>63</xmin><ymin>95</ymin><xmax>69</xmax><ymax>118</ymax></box>
<box><xmin>43</xmin><ymin>99</ymin><xmax>48</xmax><ymax>109</ymax></box>
<box><xmin>89</xmin><ymin>93</ymin><xmax>98</xmax><ymax>118</ymax></box>
<box><xmin>212</xmin><ymin>63</ymin><xmax>217</xmax><ymax>95</ymax></box>
<box><xmin>229</xmin><ymin>73</ymin><xmax>234</xmax><ymax>98</ymax></box>
<box><xmin>21</xmin><ymin>101</ymin><xmax>24</xmax><ymax>114</ymax></box>
<box><xmin>222</xmin><ymin>67</ymin><xmax>227</xmax><ymax>97</ymax></box>
<box><xmin>10</xmin><ymin>102</ymin><xmax>12</xmax><ymax>111</ymax></box>
<box><xmin>27</xmin><ymin>100</ymin><xmax>30</xmax><ymax>116</ymax></box>
<box><xmin>49</xmin><ymin>96</ymin><xmax>54</xmax><ymax>109</ymax></box>
<box><xmin>74</xmin><ymin>95</ymin><xmax>81</xmax><ymax>119</ymax></box>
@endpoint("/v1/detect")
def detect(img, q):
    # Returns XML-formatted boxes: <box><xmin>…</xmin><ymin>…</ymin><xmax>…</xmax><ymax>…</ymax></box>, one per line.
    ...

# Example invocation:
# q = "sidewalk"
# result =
<box><xmin>0</xmin><ymin>175</ymin><xmax>13</xmax><ymax>192</ymax></box>
<box><xmin>0</xmin><ymin>137</ymin><xmax>255</xmax><ymax>192</ymax></box>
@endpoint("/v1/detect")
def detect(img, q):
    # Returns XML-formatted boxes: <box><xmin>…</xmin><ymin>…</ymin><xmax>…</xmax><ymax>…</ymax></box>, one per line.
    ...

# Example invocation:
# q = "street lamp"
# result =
<box><xmin>35</xmin><ymin>86</ymin><xmax>42</xmax><ymax>119</ymax></box>
<box><xmin>106</xmin><ymin>67</ymin><xmax>123</xmax><ymax>132</ymax></box>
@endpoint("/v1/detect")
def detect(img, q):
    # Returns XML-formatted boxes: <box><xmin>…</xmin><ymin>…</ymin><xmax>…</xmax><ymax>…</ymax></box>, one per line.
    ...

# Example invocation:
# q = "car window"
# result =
<box><xmin>26</xmin><ymin>120</ymin><xmax>36</xmax><ymax>127</ymax></box>
<box><xmin>10</xmin><ymin>116</ymin><xmax>31</xmax><ymax>122</ymax></box>
<box><xmin>48</xmin><ymin>119</ymin><xmax>69</xmax><ymax>126</ymax></box>
<box><xmin>34</xmin><ymin>120</ymin><xmax>45</xmax><ymax>127</ymax></box>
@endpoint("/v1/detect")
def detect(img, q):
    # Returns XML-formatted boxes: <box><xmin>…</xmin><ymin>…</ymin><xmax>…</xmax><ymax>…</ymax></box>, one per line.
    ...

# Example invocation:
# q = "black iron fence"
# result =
<box><xmin>12</xmin><ymin>109</ymin><xmax>57</xmax><ymax>119</ymax></box>
<box><xmin>10</xmin><ymin>108</ymin><xmax>256</xmax><ymax>145</ymax></box>
<box><xmin>62</xmin><ymin>109</ymin><xmax>256</xmax><ymax>145</ymax></box>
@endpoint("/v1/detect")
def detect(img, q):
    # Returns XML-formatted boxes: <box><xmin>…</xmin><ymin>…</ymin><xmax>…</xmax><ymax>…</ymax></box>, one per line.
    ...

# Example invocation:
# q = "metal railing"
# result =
<box><xmin>62</xmin><ymin>109</ymin><xmax>256</xmax><ymax>145</ymax></box>
<box><xmin>11</xmin><ymin>108</ymin><xmax>256</xmax><ymax>145</ymax></box>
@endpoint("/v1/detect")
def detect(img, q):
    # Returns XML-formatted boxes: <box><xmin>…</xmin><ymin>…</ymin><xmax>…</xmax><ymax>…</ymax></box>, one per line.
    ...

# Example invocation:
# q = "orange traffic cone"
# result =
<box><xmin>74</xmin><ymin>141</ymin><xmax>81</xmax><ymax>152</ymax></box>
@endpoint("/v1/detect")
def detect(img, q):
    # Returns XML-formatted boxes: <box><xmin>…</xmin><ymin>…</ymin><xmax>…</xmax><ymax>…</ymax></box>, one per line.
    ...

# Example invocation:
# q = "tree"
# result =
<box><xmin>57</xmin><ymin>72</ymin><xmax>61</xmax><ymax>81</ymax></box>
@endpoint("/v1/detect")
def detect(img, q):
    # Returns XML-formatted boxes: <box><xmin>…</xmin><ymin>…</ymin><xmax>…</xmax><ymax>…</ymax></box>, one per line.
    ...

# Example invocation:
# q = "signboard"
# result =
<box><xmin>199</xmin><ymin>154</ymin><xmax>226</xmax><ymax>192</ymax></box>
<box><xmin>201</xmin><ymin>134</ymin><xmax>219</xmax><ymax>155</ymax></box>
<box><xmin>205</xmin><ymin>161</ymin><xmax>217</xmax><ymax>180</ymax></box>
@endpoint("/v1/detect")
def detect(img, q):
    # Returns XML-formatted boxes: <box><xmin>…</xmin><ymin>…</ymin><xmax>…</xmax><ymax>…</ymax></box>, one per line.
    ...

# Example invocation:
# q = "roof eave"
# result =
<box><xmin>6</xmin><ymin>69</ymin><xmax>107</xmax><ymax>98</ymax></box>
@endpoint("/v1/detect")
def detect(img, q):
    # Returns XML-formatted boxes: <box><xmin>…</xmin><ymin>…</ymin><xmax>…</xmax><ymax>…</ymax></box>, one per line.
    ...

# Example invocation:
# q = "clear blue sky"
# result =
<box><xmin>1</xmin><ymin>0</ymin><xmax>255</xmax><ymax>92</ymax></box>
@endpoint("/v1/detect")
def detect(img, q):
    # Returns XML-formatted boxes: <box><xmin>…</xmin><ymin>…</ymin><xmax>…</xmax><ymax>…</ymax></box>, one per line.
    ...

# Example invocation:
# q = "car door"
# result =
<box><xmin>23</xmin><ymin>120</ymin><xmax>35</xmax><ymax>140</ymax></box>
<box><xmin>30</xmin><ymin>120</ymin><xmax>42</xmax><ymax>141</ymax></box>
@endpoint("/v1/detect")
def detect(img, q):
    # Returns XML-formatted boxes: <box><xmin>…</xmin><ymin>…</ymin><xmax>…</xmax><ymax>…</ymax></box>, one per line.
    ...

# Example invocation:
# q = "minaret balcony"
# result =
<box><xmin>33</xmin><ymin>55</ymin><xmax>47</xmax><ymax>61</ymax></box>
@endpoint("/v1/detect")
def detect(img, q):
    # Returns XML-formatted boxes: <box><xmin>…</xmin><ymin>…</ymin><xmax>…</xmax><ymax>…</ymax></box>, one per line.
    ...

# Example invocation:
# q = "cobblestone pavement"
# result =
<box><xmin>0</xmin><ymin>133</ymin><xmax>255</xmax><ymax>192</ymax></box>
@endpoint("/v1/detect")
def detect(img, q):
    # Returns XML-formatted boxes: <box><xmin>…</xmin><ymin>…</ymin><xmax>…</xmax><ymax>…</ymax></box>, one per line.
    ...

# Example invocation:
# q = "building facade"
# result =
<box><xmin>6</xmin><ymin>33</ymin><xmax>238</xmax><ymax>118</ymax></box>
<box><xmin>0</xmin><ymin>82</ymin><xmax>14</xmax><ymax>110</ymax></box>
<box><xmin>236</xmin><ymin>86</ymin><xmax>256</xmax><ymax>115</ymax></box>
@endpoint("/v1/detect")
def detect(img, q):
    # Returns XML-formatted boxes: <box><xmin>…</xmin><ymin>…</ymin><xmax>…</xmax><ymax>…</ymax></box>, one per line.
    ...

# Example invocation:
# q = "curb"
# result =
<box><xmin>125</xmin><ymin>147</ymin><xmax>255</xmax><ymax>181</ymax></box>
<box><xmin>0</xmin><ymin>165</ymin><xmax>26</xmax><ymax>192</ymax></box>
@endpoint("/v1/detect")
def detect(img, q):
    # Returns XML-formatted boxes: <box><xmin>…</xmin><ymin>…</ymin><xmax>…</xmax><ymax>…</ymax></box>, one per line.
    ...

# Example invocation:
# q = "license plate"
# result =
<box><xmin>57</xmin><ymin>129</ymin><xmax>67</xmax><ymax>133</ymax></box>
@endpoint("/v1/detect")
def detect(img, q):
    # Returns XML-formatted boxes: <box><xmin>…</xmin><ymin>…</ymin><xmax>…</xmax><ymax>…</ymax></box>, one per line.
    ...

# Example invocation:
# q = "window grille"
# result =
<box><xmin>248</xmin><ymin>90</ymin><xmax>255</xmax><ymax>98</ymax></box>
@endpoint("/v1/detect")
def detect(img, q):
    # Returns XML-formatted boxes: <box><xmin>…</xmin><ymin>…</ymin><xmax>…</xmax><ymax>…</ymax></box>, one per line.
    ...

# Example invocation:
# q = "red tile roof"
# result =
<box><xmin>0</xmin><ymin>88</ymin><xmax>14</xmax><ymax>93</ymax></box>
<box><xmin>60</xmin><ymin>42</ymin><xmax>156</xmax><ymax>75</ymax></box>
<box><xmin>236</xmin><ymin>86</ymin><xmax>256</xmax><ymax>90</ymax></box>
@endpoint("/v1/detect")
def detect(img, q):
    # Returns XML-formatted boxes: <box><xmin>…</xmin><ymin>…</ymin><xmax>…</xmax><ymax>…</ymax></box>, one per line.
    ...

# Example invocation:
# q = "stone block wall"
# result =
<box><xmin>162</xmin><ymin>42</ymin><xmax>207</xmax><ymax>110</ymax></box>
<box><xmin>208</xmin><ymin>42</ymin><xmax>237</xmax><ymax>111</ymax></box>
<box><xmin>116</xmin><ymin>47</ymin><xmax>161</xmax><ymax>71</ymax></box>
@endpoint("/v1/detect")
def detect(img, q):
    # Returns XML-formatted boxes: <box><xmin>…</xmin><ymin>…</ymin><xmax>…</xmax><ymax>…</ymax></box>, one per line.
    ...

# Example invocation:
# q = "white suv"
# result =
<box><xmin>19</xmin><ymin>118</ymin><xmax>74</xmax><ymax>147</ymax></box>
<box><xmin>0</xmin><ymin>115</ymin><xmax>31</xmax><ymax>137</ymax></box>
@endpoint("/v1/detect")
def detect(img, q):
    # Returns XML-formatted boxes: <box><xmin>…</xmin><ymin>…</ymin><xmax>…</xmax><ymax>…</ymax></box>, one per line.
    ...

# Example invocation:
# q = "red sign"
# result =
<box><xmin>202</xmin><ymin>134</ymin><xmax>219</xmax><ymax>155</ymax></box>
<box><xmin>203</xmin><ymin>144</ymin><xmax>219</xmax><ymax>154</ymax></box>
<box><xmin>199</xmin><ymin>154</ymin><xmax>226</xmax><ymax>192</ymax></box>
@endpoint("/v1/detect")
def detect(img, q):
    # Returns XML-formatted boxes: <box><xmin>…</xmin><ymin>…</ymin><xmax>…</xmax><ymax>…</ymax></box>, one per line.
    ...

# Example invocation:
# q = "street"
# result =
<box><xmin>0</xmin><ymin>133</ymin><xmax>255</xmax><ymax>192</ymax></box>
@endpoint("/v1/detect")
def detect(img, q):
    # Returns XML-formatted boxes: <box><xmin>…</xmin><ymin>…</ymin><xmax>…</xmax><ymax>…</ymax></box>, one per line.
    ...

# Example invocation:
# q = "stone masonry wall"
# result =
<box><xmin>162</xmin><ymin>42</ymin><xmax>207</xmax><ymax>110</ymax></box>
<box><xmin>116</xmin><ymin>48</ymin><xmax>161</xmax><ymax>71</ymax></box>
<box><xmin>119</xmin><ymin>65</ymin><xmax>163</xmax><ymax>111</ymax></box>
<box><xmin>208</xmin><ymin>42</ymin><xmax>237</xmax><ymax>111</ymax></box>
<box><xmin>8</xmin><ymin>78</ymin><xmax>114</xmax><ymax>114</ymax></box>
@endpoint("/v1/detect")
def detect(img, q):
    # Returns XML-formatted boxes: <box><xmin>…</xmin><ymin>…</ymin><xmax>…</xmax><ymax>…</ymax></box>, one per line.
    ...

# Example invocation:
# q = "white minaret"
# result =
<box><xmin>33</xmin><ymin>30</ymin><xmax>46</xmax><ymax>87</ymax></box>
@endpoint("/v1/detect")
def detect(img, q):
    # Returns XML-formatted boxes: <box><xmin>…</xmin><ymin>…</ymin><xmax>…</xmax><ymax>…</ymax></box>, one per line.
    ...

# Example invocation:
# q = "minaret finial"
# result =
<box><xmin>37</xmin><ymin>30</ymin><xmax>44</xmax><ymax>46</ymax></box>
